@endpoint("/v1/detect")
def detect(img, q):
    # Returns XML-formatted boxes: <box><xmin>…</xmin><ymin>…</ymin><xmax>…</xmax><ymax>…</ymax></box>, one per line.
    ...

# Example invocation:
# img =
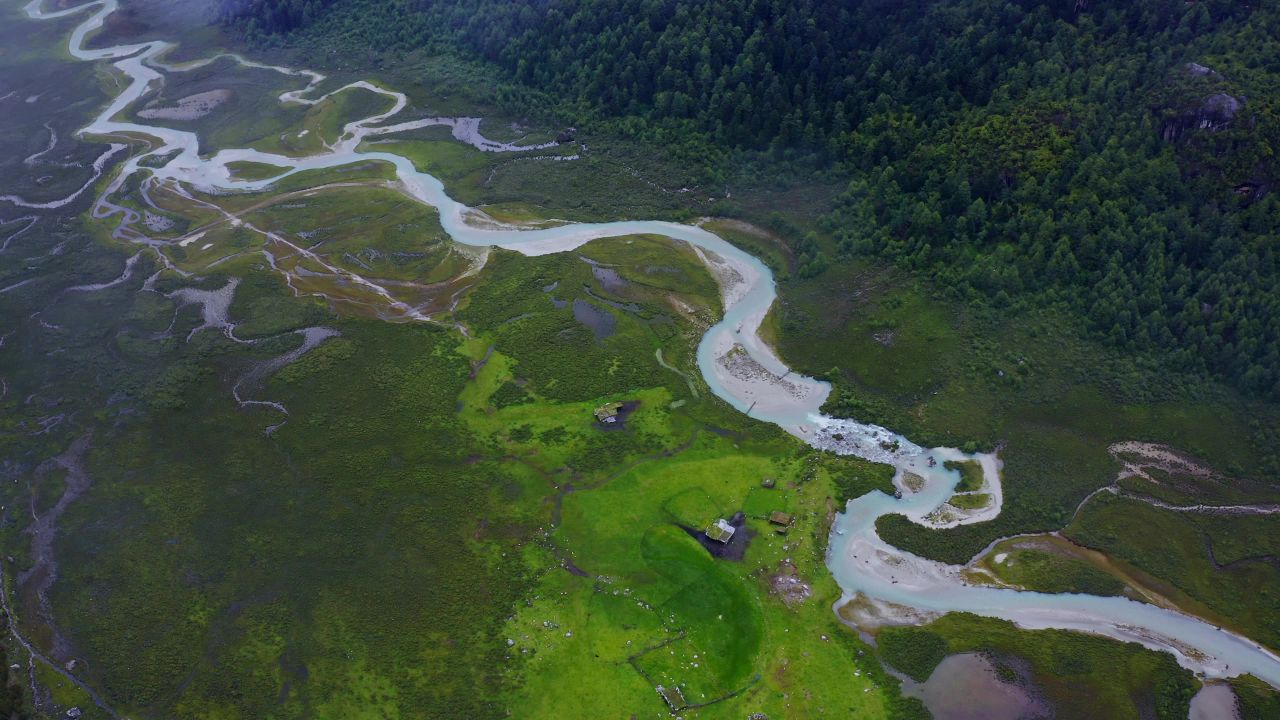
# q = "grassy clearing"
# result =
<box><xmin>225</xmin><ymin>160</ymin><xmax>289</xmax><ymax>181</ymax></box>
<box><xmin>502</xmin><ymin>435</ymin><xmax>900</xmax><ymax>719</ymax></box>
<box><xmin>698</xmin><ymin>219</ymin><xmax>792</xmax><ymax>276</ymax></box>
<box><xmin>982</xmin><ymin>542</ymin><xmax>1127</xmax><ymax>597</ymax></box>
<box><xmin>947</xmin><ymin>492</ymin><xmax>991</xmax><ymax>510</ymax></box>
<box><xmin>944</xmin><ymin>459</ymin><xmax>984</xmax><ymax>492</ymax></box>
<box><xmin>457</xmin><ymin>239</ymin><xmax>715</xmax><ymax>407</ymax></box>
<box><xmin>1115</xmin><ymin>463</ymin><xmax>1280</xmax><ymax>507</ymax></box>
<box><xmin>877</xmin><ymin>614</ymin><xmax>1199</xmax><ymax>720</ymax></box>
<box><xmin>227</xmin><ymin>161</ymin><xmax>400</xmax><ymax>206</ymax></box>
<box><xmin>129</xmin><ymin>55</ymin><xmax>314</xmax><ymax>154</ymax></box>
<box><xmin>306</xmin><ymin>84</ymin><xmax>395</xmax><ymax>145</ymax></box>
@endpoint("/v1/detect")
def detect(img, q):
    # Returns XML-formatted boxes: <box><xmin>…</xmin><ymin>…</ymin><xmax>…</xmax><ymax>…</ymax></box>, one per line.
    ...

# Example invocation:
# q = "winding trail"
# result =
<box><xmin>16</xmin><ymin>0</ymin><xmax>1280</xmax><ymax>695</ymax></box>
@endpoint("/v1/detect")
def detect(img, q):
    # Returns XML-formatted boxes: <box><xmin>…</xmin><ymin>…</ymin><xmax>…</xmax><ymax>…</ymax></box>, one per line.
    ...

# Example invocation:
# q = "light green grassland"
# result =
<box><xmin>944</xmin><ymin>459</ymin><xmax>984</xmax><ymax>492</ymax></box>
<box><xmin>946</xmin><ymin>492</ymin><xmax>990</xmax><ymax>510</ymax></box>
<box><xmin>450</xmin><ymin>235</ymin><xmax>910</xmax><ymax>718</ymax></box>
<box><xmin>225</xmin><ymin>160</ymin><xmax>290</xmax><ymax>181</ymax></box>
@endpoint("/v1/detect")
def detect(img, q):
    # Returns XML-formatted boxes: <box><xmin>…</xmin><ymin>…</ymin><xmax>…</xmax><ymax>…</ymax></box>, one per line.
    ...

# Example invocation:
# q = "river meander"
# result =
<box><xmin>18</xmin><ymin>0</ymin><xmax>1280</xmax><ymax>693</ymax></box>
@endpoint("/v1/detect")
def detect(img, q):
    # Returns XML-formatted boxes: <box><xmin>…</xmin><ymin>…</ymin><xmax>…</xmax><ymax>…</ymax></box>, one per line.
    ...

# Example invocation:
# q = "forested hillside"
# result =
<box><xmin>217</xmin><ymin>0</ymin><xmax>1280</xmax><ymax>398</ymax></box>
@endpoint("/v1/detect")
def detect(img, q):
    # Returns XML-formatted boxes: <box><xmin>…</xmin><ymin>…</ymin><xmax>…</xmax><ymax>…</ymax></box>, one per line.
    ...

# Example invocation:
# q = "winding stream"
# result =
<box><xmin>16</xmin><ymin>0</ymin><xmax>1280</xmax><ymax>694</ymax></box>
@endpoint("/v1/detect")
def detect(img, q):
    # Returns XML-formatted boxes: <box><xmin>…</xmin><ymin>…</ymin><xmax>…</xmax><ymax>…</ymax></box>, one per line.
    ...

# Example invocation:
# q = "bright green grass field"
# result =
<box><xmin>501</xmin><ymin>440</ymin><xmax>900</xmax><ymax>719</ymax></box>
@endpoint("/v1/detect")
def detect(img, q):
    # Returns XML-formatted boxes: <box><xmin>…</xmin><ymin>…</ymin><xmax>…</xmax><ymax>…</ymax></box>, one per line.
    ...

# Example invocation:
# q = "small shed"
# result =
<box><xmin>761</xmin><ymin>477</ymin><xmax>776</xmax><ymax>489</ymax></box>
<box><xmin>705</xmin><ymin>518</ymin><xmax>736</xmax><ymax>543</ymax></box>
<box><xmin>594</xmin><ymin>401</ymin><xmax>623</xmax><ymax>423</ymax></box>
<box><xmin>656</xmin><ymin>684</ymin><xmax>687</xmax><ymax>710</ymax></box>
<box><xmin>769</xmin><ymin>511</ymin><xmax>794</xmax><ymax>534</ymax></box>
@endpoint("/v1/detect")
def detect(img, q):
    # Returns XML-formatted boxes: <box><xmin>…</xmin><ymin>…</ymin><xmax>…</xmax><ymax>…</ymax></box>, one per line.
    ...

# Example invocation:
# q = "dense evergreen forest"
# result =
<box><xmin>217</xmin><ymin>0</ymin><xmax>1280</xmax><ymax>399</ymax></box>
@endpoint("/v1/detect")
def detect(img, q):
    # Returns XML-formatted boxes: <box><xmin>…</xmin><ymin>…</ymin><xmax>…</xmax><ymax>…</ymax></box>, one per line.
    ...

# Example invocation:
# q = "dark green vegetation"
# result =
<box><xmin>878</xmin><ymin>628</ymin><xmax>948</xmax><ymax>683</ymax></box>
<box><xmin>0</xmin><ymin>644</ymin><xmax>31</xmax><ymax>719</ymax></box>
<box><xmin>1067</xmin><ymin>493</ymin><xmax>1280</xmax><ymax>650</ymax></box>
<box><xmin>1231</xmin><ymin>675</ymin><xmax>1280</xmax><ymax>719</ymax></box>
<box><xmin>944</xmin><ymin>459</ymin><xmax>983</xmax><ymax>493</ymax></box>
<box><xmin>778</xmin><ymin>262</ymin><xmax>1280</xmax><ymax>567</ymax></box>
<box><xmin>3</xmin><ymin>199</ymin><xmax>538</xmax><ymax>717</ymax></box>
<box><xmin>219</xmin><ymin>0</ymin><xmax>1280</xmax><ymax>403</ymax></box>
<box><xmin>877</xmin><ymin>614</ymin><xmax>1199</xmax><ymax>720</ymax></box>
<box><xmin>984</xmin><ymin>543</ymin><xmax>1128</xmax><ymax>598</ymax></box>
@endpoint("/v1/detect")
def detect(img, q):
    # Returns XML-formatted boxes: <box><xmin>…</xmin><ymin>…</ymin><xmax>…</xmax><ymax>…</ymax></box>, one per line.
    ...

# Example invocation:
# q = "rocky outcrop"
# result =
<box><xmin>1198</xmin><ymin>93</ymin><xmax>1242</xmax><ymax>129</ymax></box>
<box><xmin>1160</xmin><ymin>92</ymin><xmax>1244</xmax><ymax>142</ymax></box>
<box><xmin>1184</xmin><ymin>62</ymin><xmax>1220</xmax><ymax>79</ymax></box>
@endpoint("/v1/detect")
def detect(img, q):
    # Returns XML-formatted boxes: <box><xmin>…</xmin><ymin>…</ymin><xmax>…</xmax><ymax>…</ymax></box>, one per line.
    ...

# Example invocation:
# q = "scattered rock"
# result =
<box><xmin>768</xmin><ymin>561</ymin><xmax>813</xmax><ymax>607</ymax></box>
<box><xmin>1185</xmin><ymin>62</ymin><xmax>1219</xmax><ymax>78</ymax></box>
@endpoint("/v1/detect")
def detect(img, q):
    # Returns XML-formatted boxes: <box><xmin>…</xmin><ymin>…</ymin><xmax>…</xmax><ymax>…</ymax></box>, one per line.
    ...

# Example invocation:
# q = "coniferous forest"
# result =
<box><xmin>219</xmin><ymin>0</ymin><xmax>1280</xmax><ymax>399</ymax></box>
